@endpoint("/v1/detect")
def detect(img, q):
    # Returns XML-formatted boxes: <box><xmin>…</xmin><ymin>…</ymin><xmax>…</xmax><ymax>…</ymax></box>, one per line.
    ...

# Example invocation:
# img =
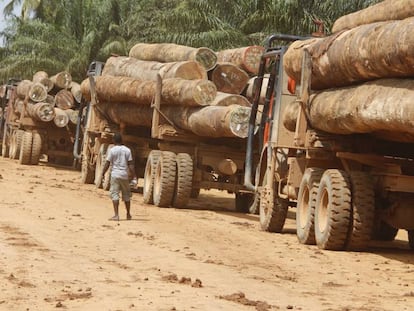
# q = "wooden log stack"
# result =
<box><xmin>80</xmin><ymin>42</ymin><xmax>266</xmax><ymax>139</ymax></box>
<box><xmin>282</xmin><ymin>1</ymin><xmax>414</xmax><ymax>143</ymax></box>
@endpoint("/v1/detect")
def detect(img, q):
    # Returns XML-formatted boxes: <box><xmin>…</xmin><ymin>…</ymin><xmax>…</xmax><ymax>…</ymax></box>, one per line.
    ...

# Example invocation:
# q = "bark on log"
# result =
<box><xmin>26</xmin><ymin>102</ymin><xmax>55</xmax><ymax>122</ymax></box>
<box><xmin>332</xmin><ymin>0</ymin><xmax>414</xmax><ymax>33</ymax></box>
<box><xmin>81</xmin><ymin>76</ymin><xmax>217</xmax><ymax>106</ymax></box>
<box><xmin>70</xmin><ymin>82</ymin><xmax>82</xmax><ymax>103</ymax></box>
<box><xmin>54</xmin><ymin>89</ymin><xmax>75</xmax><ymax>110</ymax></box>
<box><xmin>54</xmin><ymin>107</ymin><xmax>69</xmax><ymax>128</ymax></box>
<box><xmin>32</xmin><ymin>71</ymin><xmax>54</xmax><ymax>92</ymax></box>
<box><xmin>129</xmin><ymin>43</ymin><xmax>217</xmax><ymax>71</ymax></box>
<box><xmin>284</xmin><ymin>17</ymin><xmax>414</xmax><ymax>90</ymax></box>
<box><xmin>216</xmin><ymin>46</ymin><xmax>265</xmax><ymax>75</ymax></box>
<box><xmin>282</xmin><ymin>79</ymin><xmax>414</xmax><ymax>143</ymax></box>
<box><xmin>209</xmin><ymin>63</ymin><xmax>249</xmax><ymax>94</ymax></box>
<box><xmin>51</xmin><ymin>71</ymin><xmax>72</xmax><ymax>89</ymax></box>
<box><xmin>102</xmin><ymin>56</ymin><xmax>207</xmax><ymax>81</ymax></box>
<box><xmin>98</xmin><ymin>102</ymin><xmax>250</xmax><ymax>138</ymax></box>
<box><xmin>16</xmin><ymin>80</ymin><xmax>33</xmax><ymax>99</ymax></box>
<box><xmin>210</xmin><ymin>92</ymin><xmax>251</xmax><ymax>107</ymax></box>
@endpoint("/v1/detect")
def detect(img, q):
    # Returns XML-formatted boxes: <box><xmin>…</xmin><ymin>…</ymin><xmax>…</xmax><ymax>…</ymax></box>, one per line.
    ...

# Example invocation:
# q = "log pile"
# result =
<box><xmin>81</xmin><ymin>42</ymin><xmax>265</xmax><ymax>139</ymax></box>
<box><xmin>11</xmin><ymin>70</ymin><xmax>82</xmax><ymax>129</ymax></box>
<box><xmin>282</xmin><ymin>1</ymin><xmax>414</xmax><ymax>143</ymax></box>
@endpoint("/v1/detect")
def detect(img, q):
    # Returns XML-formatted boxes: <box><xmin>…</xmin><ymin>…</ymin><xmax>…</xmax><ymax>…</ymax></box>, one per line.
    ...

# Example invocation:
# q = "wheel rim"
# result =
<box><xmin>299</xmin><ymin>185</ymin><xmax>310</xmax><ymax>229</ymax></box>
<box><xmin>153</xmin><ymin>161</ymin><xmax>162</xmax><ymax>198</ymax></box>
<box><xmin>318</xmin><ymin>188</ymin><xmax>329</xmax><ymax>233</ymax></box>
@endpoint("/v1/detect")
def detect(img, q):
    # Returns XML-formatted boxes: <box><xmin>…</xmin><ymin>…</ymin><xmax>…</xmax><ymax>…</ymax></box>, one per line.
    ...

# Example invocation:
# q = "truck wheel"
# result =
<box><xmin>235</xmin><ymin>193</ymin><xmax>254</xmax><ymax>213</ymax></box>
<box><xmin>19</xmin><ymin>131</ymin><xmax>33</xmax><ymax>165</ymax></box>
<box><xmin>346</xmin><ymin>171</ymin><xmax>375</xmax><ymax>251</ymax></box>
<box><xmin>102</xmin><ymin>144</ymin><xmax>113</xmax><ymax>191</ymax></box>
<box><xmin>314</xmin><ymin>169</ymin><xmax>352</xmax><ymax>251</ymax></box>
<box><xmin>296</xmin><ymin>168</ymin><xmax>324</xmax><ymax>245</ymax></box>
<box><xmin>30</xmin><ymin>132</ymin><xmax>42</xmax><ymax>165</ymax></box>
<box><xmin>143</xmin><ymin>150</ymin><xmax>161</xmax><ymax>204</ymax></box>
<box><xmin>1</xmin><ymin>130</ymin><xmax>9</xmax><ymax>158</ymax></box>
<box><xmin>248</xmin><ymin>193</ymin><xmax>260</xmax><ymax>214</ymax></box>
<box><xmin>408</xmin><ymin>230</ymin><xmax>414</xmax><ymax>250</ymax></box>
<box><xmin>153</xmin><ymin>151</ymin><xmax>176</xmax><ymax>207</ymax></box>
<box><xmin>371</xmin><ymin>220</ymin><xmax>398</xmax><ymax>241</ymax></box>
<box><xmin>172</xmin><ymin>153</ymin><xmax>193</xmax><ymax>208</ymax></box>
<box><xmin>259</xmin><ymin>168</ymin><xmax>288</xmax><ymax>233</ymax></box>
<box><xmin>94</xmin><ymin>144</ymin><xmax>107</xmax><ymax>188</ymax></box>
<box><xmin>9</xmin><ymin>130</ymin><xmax>23</xmax><ymax>159</ymax></box>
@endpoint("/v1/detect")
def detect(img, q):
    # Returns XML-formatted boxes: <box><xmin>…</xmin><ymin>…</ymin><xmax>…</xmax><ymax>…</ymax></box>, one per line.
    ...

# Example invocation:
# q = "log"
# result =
<box><xmin>209</xmin><ymin>63</ymin><xmax>249</xmax><ymax>94</ymax></box>
<box><xmin>65</xmin><ymin>109</ymin><xmax>79</xmax><ymax>125</ymax></box>
<box><xmin>102</xmin><ymin>56</ymin><xmax>207</xmax><ymax>81</ymax></box>
<box><xmin>54</xmin><ymin>107</ymin><xmax>69</xmax><ymax>127</ymax></box>
<box><xmin>28</xmin><ymin>83</ymin><xmax>48</xmax><ymax>103</ymax></box>
<box><xmin>50</xmin><ymin>71</ymin><xmax>72</xmax><ymax>89</ymax></box>
<box><xmin>70</xmin><ymin>82</ymin><xmax>82</xmax><ymax>103</ymax></box>
<box><xmin>210</xmin><ymin>92</ymin><xmax>251</xmax><ymax>107</ymax></box>
<box><xmin>32</xmin><ymin>71</ymin><xmax>54</xmax><ymax>92</ymax></box>
<box><xmin>16</xmin><ymin>80</ymin><xmax>33</xmax><ymax>99</ymax></box>
<box><xmin>282</xmin><ymin>78</ymin><xmax>414</xmax><ymax>143</ymax></box>
<box><xmin>284</xmin><ymin>17</ymin><xmax>414</xmax><ymax>89</ymax></box>
<box><xmin>98</xmin><ymin>102</ymin><xmax>250</xmax><ymax>138</ymax></box>
<box><xmin>81</xmin><ymin>76</ymin><xmax>217</xmax><ymax>106</ymax></box>
<box><xmin>129</xmin><ymin>43</ymin><xmax>217</xmax><ymax>71</ymax></box>
<box><xmin>245</xmin><ymin>75</ymin><xmax>270</xmax><ymax>105</ymax></box>
<box><xmin>54</xmin><ymin>89</ymin><xmax>75</xmax><ymax>110</ymax></box>
<box><xmin>26</xmin><ymin>102</ymin><xmax>55</xmax><ymax>122</ymax></box>
<box><xmin>216</xmin><ymin>46</ymin><xmax>265</xmax><ymax>75</ymax></box>
<box><xmin>332</xmin><ymin>0</ymin><xmax>414</xmax><ymax>33</ymax></box>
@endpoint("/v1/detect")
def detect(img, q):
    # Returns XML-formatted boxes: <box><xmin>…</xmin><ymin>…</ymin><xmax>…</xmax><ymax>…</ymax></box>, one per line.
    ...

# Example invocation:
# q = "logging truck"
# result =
<box><xmin>245</xmin><ymin>34</ymin><xmax>414</xmax><ymax>251</ymax></box>
<box><xmin>79</xmin><ymin>61</ymin><xmax>253</xmax><ymax>210</ymax></box>
<box><xmin>0</xmin><ymin>78</ymin><xmax>76</xmax><ymax>166</ymax></box>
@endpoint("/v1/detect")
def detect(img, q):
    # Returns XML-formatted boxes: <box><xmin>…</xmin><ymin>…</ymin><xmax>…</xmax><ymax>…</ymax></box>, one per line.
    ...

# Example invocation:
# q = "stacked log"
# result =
<box><xmin>282</xmin><ymin>2</ymin><xmax>414</xmax><ymax>142</ymax></box>
<box><xmin>11</xmin><ymin>70</ymin><xmax>83</xmax><ymax>131</ymax></box>
<box><xmin>216</xmin><ymin>46</ymin><xmax>265</xmax><ymax>75</ymax></box>
<box><xmin>209</xmin><ymin>63</ymin><xmax>249</xmax><ymax>94</ymax></box>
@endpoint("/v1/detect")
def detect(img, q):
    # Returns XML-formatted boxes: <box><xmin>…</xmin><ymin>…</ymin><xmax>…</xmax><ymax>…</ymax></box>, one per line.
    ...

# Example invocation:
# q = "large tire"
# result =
<box><xmin>172</xmin><ymin>153</ymin><xmax>193</xmax><ymax>208</ymax></box>
<box><xmin>9</xmin><ymin>130</ymin><xmax>23</xmax><ymax>159</ymax></box>
<box><xmin>190</xmin><ymin>187</ymin><xmax>200</xmax><ymax>198</ymax></box>
<box><xmin>259</xmin><ymin>168</ymin><xmax>289</xmax><ymax>232</ymax></box>
<box><xmin>296</xmin><ymin>168</ymin><xmax>324</xmax><ymax>245</ymax></box>
<box><xmin>153</xmin><ymin>151</ymin><xmax>176</xmax><ymax>207</ymax></box>
<box><xmin>346</xmin><ymin>171</ymin><xmax>375</xmax><ymax>251</ymax></box>
<box><xmin>2</xmin><ymin>130</ymin><xmax>9</xmax><ymax>158</ymax></box>
<box><xmin>102</xmin><ymin>144</ymin><xmax>113</xmax><ymax>191</ymax></box>
<box><xmin>19</xmin><ymin>131</ymin><xmax>33</xmax><ymax>165</ymax></box>
<box><xmin>235</xmin><ymin>193</ymin><xmax>254</xmax><ymax>213</ymax></box>
<box><xmin>30</xmin><ymin>132</ymin><xmax>42</xmax><ymax>165</ymax></box>
<box><xmin>94</xmin><ymin>144</ymin><xmax>107</xmax><ymax>189</ymax></box>
<box><xmin>408</xmin><ymin>230</ymin><xmax>414</xmax><ymax>250</ymax></box>
<box><xmin>372</xmin><ymin>221</ymin><xmax>398</xmax><ymax>241</ymax></box>
<box><xmin>314</xmin><ymin>169</ymin><xmax>352</xmax><ymax>251</ymax></box>
<box><xmin>143</xmin><ymin>150</ymin><xmax>161</xmax><ymax>204</ymax></box>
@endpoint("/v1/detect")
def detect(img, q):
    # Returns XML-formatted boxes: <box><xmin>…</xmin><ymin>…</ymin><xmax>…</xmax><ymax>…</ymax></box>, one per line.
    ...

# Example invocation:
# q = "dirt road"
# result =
<box><xmin>0</xmin><ymin>157</ymin><xmax>413</xmax><ymax>311</ymax></box>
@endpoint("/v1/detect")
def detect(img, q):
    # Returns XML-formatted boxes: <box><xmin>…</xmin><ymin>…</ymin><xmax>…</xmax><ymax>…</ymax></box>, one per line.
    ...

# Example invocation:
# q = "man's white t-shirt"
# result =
<box><xmin>106</xmin><ymin>145</ymin><xmax>132</xmax><ymax>180</ymax></box>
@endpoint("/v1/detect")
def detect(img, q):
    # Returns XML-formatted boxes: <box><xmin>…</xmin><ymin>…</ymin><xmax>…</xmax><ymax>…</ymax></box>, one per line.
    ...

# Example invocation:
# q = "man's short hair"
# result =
<box><xmin>113</xmin><ymin>133</ymin><xmax>122</xmax><ymax>144</ymax></box>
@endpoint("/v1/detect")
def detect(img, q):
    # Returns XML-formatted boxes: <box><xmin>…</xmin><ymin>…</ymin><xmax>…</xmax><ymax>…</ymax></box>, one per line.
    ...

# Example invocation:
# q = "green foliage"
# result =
<box><xmin>0</xmin><ymin>0</ymin><xmax>383</xmax><ymax>82</ymax></box>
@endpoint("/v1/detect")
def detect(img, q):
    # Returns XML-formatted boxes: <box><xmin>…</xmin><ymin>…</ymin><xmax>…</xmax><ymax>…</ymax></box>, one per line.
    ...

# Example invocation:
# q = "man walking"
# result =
<box><xmin>102</xmin><ymin>133</ymin><xmax>136</xmax><ymax>221</ymax></box>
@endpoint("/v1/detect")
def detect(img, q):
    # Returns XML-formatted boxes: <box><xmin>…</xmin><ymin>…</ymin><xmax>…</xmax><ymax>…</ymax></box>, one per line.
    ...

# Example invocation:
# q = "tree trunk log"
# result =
<box><xmin>98</xmin><ymin>102</ymin><xmax>250</xmax><ymax>138</ymax></box>
<box><xmin>209</xmin><ymin>63</ymin><xmax>249</xmax><ymax>94</ymax></box>
<box><xmin>28</xmin><ymin>83</ymin><xmax>48</xmax><ymax>103</ymax></box>
<box><xmin>102</xmin><ymin>56</ymin><xmax>207</xmax><ymax>81</ymax></box>
<box><xmin>129</xmin><ymin>43</ymin><xmax>217</xmax><ymax>71</ymax></box>
<box><xmin>54</xmin><ymin>89</ymin><xmax>75</xmax><ymax>110</ymax></box>
<box><xmin>54</xmin><ymin>107</ymin><xmax>70</xmax><ymax>128</ymax></box>
<box><xmin>26</xmin><ymin>102</ymin><xmax>55</xmax><ymax>122</ymax></box>
<box><xmin>332</xmin><ymin>0</ymin><xmax>414</xmax><ymax>33</ymax></box>
<box><xmin>282</xmin><ymin>78</ymin><xmax>414</xmax><ymax>143</ymax></box>
<box><xmin>210</xmin><ymin>92</ymin><xmax>251</xmax><ymax>107</ymax></box>
<box><xmin>70</xmin><ymin>82</ymin><xmax>82</xmax><ymax>103</ymax></box>
<box><xmin>284</xmin><ymin>17</ymin><xmax>414</xmax><ymax>89</ymax></box>
<box><xmin>245</xmin><ymin>75</ymin><xmax>270</xmax><ymax>105</ymax></box>
<box><xmin>50</xmin><ymin>71</ymin><xmax>72</xmax><ymax>89</ymax></box>
<box><xmin>81</xmin><ymin>76</ymin><xmax>217</xmax><ymax>106</ymax></box>
<box><xmin>16</xmin><ymin>80</ymin><xmax>33</xmax><ymax>99</ymax></box>
<box><xmin>216</xmin><ymin>46</ymin><xmax>264</xmax><ymax>75</ymax></box>
<box><xmin>32</xmin><ymin>71</ymin><xmax>54</xmax><ymax>92</ymax></box>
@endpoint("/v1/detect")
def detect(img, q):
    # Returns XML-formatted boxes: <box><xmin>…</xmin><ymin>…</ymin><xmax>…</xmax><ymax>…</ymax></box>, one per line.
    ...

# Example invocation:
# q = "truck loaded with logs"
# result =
<box><xmin>0</xmin><ymin>71</ymin><xmax>80</xmax><ymax>166</ymax></box>
<box><xmin>78</xmin><ymin>42</ymin><xmax>265</xmax><ymax>210</ymax></box>
<box><xmin>245</xmin><ymin>0</ymin><xmax>414</xmax><ymax>252</ymax></box>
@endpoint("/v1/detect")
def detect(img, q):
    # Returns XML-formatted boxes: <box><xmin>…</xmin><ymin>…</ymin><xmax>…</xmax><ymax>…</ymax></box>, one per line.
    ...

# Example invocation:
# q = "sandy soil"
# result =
<box><xmin>0</xmin><ymin>157</ymin><xmax>413</xmax><ymax>311</ymax></box>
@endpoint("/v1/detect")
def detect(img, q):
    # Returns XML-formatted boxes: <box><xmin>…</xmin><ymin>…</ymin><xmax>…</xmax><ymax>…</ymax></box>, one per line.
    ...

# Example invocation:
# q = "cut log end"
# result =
<box><xmin>194</xmin><ymin>48</ymin><xmax>218</xmax><ymax>71</ymax></box>
<box><xmin>229</xmin><ymin>105</ymin><xmax>251</xmax><ymax>138</ymax></box>
<box><xmin>29</xmin><ymin>83</ymin><xmax>48</xmax><ymax>103</ymax></box>
<box><xmin>192</xmin><ymin>80</ymin><xmax>217</xmax><ymax>106</ymax></box>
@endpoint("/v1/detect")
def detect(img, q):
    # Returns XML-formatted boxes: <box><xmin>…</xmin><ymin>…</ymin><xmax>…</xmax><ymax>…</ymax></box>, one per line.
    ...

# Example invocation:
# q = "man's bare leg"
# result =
<box><xmin>125</xmin><ymin>201</ymin><xmax>131</xmax><ymax>220</ymax></box>
<box><xmin>110</xmin><ymin>200</ymin><xmax>119</xmax><ymax>221</ymax></box>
